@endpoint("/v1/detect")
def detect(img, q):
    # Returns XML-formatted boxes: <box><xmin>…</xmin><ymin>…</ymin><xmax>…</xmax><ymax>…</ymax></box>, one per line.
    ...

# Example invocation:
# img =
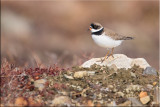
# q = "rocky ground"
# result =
<box><xmin>0</xmin><ymin>54</ymin><xmax>159</xmax><ymax>106</ymax></box>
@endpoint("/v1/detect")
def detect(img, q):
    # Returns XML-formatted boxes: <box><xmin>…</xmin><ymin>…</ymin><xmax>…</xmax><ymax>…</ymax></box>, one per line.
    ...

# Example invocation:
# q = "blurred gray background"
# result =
<box><xmin>1</xmin><ymin>1</ymin><xmax>159</xmax><ymax>69</ymax></box>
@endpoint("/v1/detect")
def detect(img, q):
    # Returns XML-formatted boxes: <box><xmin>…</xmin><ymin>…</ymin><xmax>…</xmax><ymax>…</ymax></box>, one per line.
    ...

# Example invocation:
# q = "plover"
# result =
<box><xmin>89</xmin><ymin>22</ymin><xmax>133</xmax><ymax>62</ymax></box>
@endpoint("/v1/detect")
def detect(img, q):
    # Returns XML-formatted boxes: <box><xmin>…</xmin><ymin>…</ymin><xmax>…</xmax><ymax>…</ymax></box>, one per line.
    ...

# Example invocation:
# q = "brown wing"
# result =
<box><xmin>104</xmin><ymin>28</ymin><xmax>133</xmax><ymax>40</ymax></box>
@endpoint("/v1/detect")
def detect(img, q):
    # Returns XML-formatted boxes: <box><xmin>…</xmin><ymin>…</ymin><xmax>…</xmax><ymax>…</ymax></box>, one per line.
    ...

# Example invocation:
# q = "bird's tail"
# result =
<box><xmin>123</xmin><ymin>36</ymin><xmax>134</xmax><ymax>40</ymax></box>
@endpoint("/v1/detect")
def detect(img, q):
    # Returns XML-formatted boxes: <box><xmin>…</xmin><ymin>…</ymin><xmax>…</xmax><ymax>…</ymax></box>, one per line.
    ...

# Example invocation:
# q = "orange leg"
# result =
<box><xmin>101</xmin><ymin>50</ymin><xmax>110</xmax><ymax>62</ymax></box>
<box><xmin>98</xmin><ymin>48</ymin><xmax>115</xmax><ymax>63</ymax></box>
<box><xmin>102</xmin><ymin>48</ymin><xmax>114</xmax><ymax>62</ymax></box>
<box><xmin>111</xmin><ymin>48</ymin><xmax>114</xmax><ymax>58</ymax></box>
<box><xmin>104</xmin><ymin>50</ymin><xmax>110</xmax><ymax>60</ymax></box>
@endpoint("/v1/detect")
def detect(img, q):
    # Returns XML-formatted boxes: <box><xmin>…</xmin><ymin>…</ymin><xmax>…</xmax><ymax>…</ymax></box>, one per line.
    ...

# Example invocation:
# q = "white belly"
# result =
<box><xmin>92</xmin><ymin>34</ymin><xmax>123</xmax><ymax>48</ymax></box>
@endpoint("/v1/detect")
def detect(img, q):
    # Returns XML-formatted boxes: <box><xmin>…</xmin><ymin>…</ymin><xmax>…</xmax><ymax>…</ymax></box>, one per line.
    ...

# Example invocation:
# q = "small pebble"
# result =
<box><xmin>153</xmin><ymin>82</ymin><xmax>157</xmax><ymax>86</ymax></box>
<box><xmin>64</xmin><ymin>74</ymin><xmax>74</xmax><ymax>79</ymax></box>
<box><xmin>51</xmin><ymin>96</ymin><xmax>72</xmax><ymax>106</ymax></box>
<box><xmin>74</xmin><ymin>71</ymin><xmax>88</xmax><ymax>78</ymax></box>
<box><xmin>139</xmin><ymin>91</ymin><xmax>147</xmax><ymax>98</ymax></box>
<box><xmin>140</xmin><ymin>96</ymin><xmax>150</xmax><ymax>104</ymax></box>
<box><xmin>87</xmin><ymin>100</ymin><xmax>94</xmax><ymax>106</ymax></box>
<box><xmin>116</xmin><ymin>92</ymin><xmax>124</xmax><ymax>97</ymax></box>
<box><xmin>34</xmin><ymin>79</ymin><xmax>47</xmax><ymax>91</ymax></box>
<box><xmin>147</xmin><ymin>84</ymin><xmax>153</xmax><ymax>90</ymax></box>
<box><xmin>15</xmin><ymin>97</ymin><xmax>28</xmax><ymax>106</ymax></box>
<box><xmin>108</xmin><ymin>85</ymin><xmax>113</xmax><ymax>89</ymax></box>
<box><xmin>130</xmin><ymin>72</ymin><xmax>136</xmax><ymax>78</ymax></box>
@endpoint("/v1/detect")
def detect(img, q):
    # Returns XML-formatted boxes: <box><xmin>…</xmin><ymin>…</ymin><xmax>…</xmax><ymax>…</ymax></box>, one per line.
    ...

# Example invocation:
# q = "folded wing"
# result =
<box><xmin>105</xmin><ymin>28</ymin><xmax>134</xmax><ymax>40</ymax></box>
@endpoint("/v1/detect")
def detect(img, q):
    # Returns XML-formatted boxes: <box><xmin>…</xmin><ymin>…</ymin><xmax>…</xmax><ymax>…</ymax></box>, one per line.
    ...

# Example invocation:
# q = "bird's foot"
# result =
<box><xmin>104</xmin><ymin>54</ymin><xmax>114</xmax><ymax>62</ymax></box>
<box><xmin>96</xmin><ymin>58</ymin><xmax>104</xmax><ymax>63</ymax></box>
<box><xmin>101</xmin><ymin>58</ymin><xmax>105</xmax><ymax>63</ymax></box>
<box><xmin>96</xmin><ymin>54</ymin><xmax>114</xmax><ymax>63</ymax></box>
<box><xmin>98</xmin><ymin>57</ymin><xmax>107</xmax><ymax>63</ymax></box>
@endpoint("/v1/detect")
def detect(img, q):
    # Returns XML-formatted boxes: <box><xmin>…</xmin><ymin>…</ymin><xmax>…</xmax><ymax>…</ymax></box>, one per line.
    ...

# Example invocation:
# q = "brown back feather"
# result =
<box><xmin>104</xmin><ymin>28</ymin><xmax>133</xmax><ymax>40</ymax></box>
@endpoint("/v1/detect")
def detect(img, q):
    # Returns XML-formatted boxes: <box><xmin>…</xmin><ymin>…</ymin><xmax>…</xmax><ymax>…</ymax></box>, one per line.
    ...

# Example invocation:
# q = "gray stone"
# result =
<box><xmin>143</xmin><ymin>67</ymin><xmax>157</xmax><ymax>76</ymax></box>
<box><xmin>128</xmin><ymin>97</ymin><xmax>143</xmax><ymax>106</ymax></box>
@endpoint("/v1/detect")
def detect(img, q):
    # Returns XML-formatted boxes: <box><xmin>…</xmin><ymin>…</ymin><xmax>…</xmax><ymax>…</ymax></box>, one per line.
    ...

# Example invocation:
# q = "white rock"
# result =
<box><xmin>81</xmin><ymin>54</ymin><xmax>150</xmax><ymax>69</ymax></box>
<box><xmin>34</xmin><ymin>79</ymin><xmax>47</xmax><ymax>91</ymax></box>
<box><xmin>74</xmin><ymin>71</ymin><xmax>88</xmax><ymax>78</ymax></box>
<box><xmin>81</xmin><ymin>54</ymin><xmax>132</xmax><ymax>69</ymax></box>
<box><xmin>51</xmin><ymin>96</ymin><xmax>72</xmax><ymax>106</ymax></box>
<box><xmin>131</xmin><ymin>58</ymin><xmax>150</xmax><ymax>69</ymax></box>
<box><xmin>64</xmin><ymin>74</ymin><xmax>74</xmax><ymax>79</ymax></box>
<box><xmin>140</xmin><ymin>96</ymin><xmax>150</xmax><ymax>104</ymax></box>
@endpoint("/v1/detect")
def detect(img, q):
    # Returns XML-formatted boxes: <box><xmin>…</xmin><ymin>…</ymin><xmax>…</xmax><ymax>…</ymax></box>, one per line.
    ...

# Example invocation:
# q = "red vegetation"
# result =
<box><xmin>0</xmin><ymin>59</ymin><xmax>64</xmax><ymax>106</ymax></box>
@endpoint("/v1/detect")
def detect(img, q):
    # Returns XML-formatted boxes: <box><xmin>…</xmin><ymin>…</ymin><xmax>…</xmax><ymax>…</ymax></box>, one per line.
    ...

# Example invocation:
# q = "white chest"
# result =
<box><xmin>91</xmin><ymin>34</ymin><xmax>123</xmax><ymax>48</ymax></box>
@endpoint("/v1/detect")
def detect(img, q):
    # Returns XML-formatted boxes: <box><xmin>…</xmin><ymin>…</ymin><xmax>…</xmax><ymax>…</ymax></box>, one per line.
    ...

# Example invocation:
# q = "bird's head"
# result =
<box><xmin>89</xmin><ymin>22</ymin><xmax>103</xmax><ymax>33</ymax></box>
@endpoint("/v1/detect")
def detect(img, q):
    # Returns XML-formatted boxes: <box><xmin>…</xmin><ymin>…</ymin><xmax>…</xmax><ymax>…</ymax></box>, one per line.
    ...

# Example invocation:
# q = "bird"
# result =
<box><xmin>89</xmin><ymin>22</ymin><xmax>134</xmax><ymax>62</ymax></box>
